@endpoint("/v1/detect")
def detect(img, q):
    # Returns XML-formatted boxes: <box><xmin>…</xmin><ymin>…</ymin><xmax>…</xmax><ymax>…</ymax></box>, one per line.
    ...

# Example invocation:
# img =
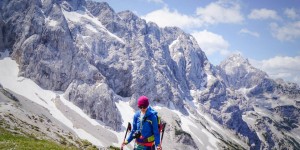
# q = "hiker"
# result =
<box><xmin>121</xmin><ymin>96</ymin><xmax>162</xmax><ymax>150</ymax></box>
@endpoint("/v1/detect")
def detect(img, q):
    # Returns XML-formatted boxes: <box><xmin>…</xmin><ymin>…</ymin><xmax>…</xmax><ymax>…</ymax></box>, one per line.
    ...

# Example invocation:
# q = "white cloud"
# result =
<box><xmin>191</xmin><ymin>30</ymin><xmax>230</xmax><ymax>56</ymax></box>
<box><xmin>284</xmin><ymin>8</ymin><xmax>298</xmax><ymax>19</ymax></box>
<box><xmin>147</xmin><ymin>0</ymin><xmax>164</xmax><ymax>4</ymax></box>
<box><xmin>248</xmin><ymin>8</ymin><xmax>280</xmax><ymax>20</ymax></box>
<box><xmin>250</xmin><ymin>56</ymin><xmax>300</xmax><ymax>85</ymax></box>
<box><xmin>239</xmin><ymin>28</ymin><xmax>260</xmax><ymax>37</ymax></box>
<box><xmin>270</xmin><ymin>21</ymin><xmax>300</xmax><ymax>41</ymax></box>
<box><xmin>142</xmin><ymin>7</ymin><xmax>203</xmax><ymax>29</ymax></box>
<box><xmin>142</xmin><ymin>0</ymin><xmax>244</xmax><ymax>29</ymax></box>
<box><xmin>196</xmin><ymin>0</ymin><xmax>244</xmax><ymax>24</ymax></box>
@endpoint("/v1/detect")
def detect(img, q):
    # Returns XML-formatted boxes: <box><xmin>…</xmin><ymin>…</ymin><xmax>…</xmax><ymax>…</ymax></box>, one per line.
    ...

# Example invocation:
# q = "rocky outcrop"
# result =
<box><xmin>273</xmin><ymin>105</ymin><xmax>300</xmax><ymax>131</ymax></box>
<box><xmin>65</xmin><ymin>81</ymin><xmax>122</xmax><ymax>130</ymax></box>
<box><xmin>1</xmin><ymin>0</ymin><xmax>74</xmax><ymax>91</ymax></box>
<box><xmin>222</xmin><ymin>105</ymin><xmax>261</xmax><ymax>149</ymax></box>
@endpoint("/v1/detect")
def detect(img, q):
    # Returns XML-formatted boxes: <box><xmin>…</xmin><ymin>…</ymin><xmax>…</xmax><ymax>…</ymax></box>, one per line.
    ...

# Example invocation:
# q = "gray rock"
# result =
<box><xmin>2</xmin><ymin>0</ymin><xmax>300</xmax><ymax>149</ymax></box>
<box><xmin>64</xmin><ymin>81</ymin><xmax>122</xmax><ymax>131</ymax></box>
<box><xmin>217</xmin><ymin>53</ymin><xmax>268</xmax><ymax>89</ymax></box>
<box><xmin>0</xmin><ymin>15</ymin><xmax>4</xmax><ymax>51</ymax></box>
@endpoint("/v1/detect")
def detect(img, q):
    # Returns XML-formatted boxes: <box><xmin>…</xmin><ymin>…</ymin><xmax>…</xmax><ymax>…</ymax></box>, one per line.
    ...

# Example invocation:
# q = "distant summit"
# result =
<box><xmin>217</xmin><ymin>53</ymin><xmax>268</xmax><ymax>89</ymax></box>
<box><xmin>220</xmin><ymin>53</ymin><xmax>251</xmax><ymax>68</ymax></box>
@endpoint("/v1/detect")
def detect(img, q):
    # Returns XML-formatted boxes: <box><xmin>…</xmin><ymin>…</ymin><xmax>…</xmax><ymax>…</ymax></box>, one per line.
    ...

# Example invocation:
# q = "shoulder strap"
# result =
<box><xmin>143</xmin><ymin>114</ymin><xmax>155</xmax><ymax>122</ymax></box>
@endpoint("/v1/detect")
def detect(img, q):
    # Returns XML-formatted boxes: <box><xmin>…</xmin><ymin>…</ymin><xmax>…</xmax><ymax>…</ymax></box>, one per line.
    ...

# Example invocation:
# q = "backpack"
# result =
<box><xmin>157</xmin><ymin>115</ymin><xmax>164</xmax><ymax>133</ymax></box>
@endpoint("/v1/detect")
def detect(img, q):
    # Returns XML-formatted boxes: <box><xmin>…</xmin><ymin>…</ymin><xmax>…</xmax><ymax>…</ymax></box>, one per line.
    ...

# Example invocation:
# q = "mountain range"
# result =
<box><xmin>0</xmin><ymin>0</ymin><xmax>299</xmax><ymax>149</ymax></box>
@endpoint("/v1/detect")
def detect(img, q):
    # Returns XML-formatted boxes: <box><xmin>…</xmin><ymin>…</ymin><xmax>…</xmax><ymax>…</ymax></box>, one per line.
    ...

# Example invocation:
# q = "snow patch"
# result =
<box><xmin>62</xmin><ymin>10</ymin><xmax>125</xmax><ymax>44</ymax></box>
<box><xmin>114</xmin><ymin>99</ymin><xmax>136</xmax><ymax>149</ymax></box>
<box><xmin>115</xmin><ymin>99</ymin><xmax>135</xmax><ymax>131</ymax></box>
<box><xmin>85</xmin><ymin>24</ymin><xmax>98</xmax><ymax>33</ymax></box>
<box><xmin>169</xmin><ymin>37</ymin><xmax>184</xmax><ymax>62</ymax></box>
<box><xmin>0</xmin><ymin>54</ymin><xmax>104</xmax><ymax>147</ymax></box>
<box><xmin>46</xmin><ymin>17</ymin><xmax>59</xmax><ymax>27</ymax></box>
<box><xmin>169</xmin><ymin>38</ymin><xmax>179</xmax><ymax>49</ymax></box>
<box><xmin>207</xmin><ymin>73</ymin><xmax>217</xmax><ymax>87</ymax></box>
<box><xmin>58</xmin><ymin>95</ymin><xmax>100</xmax><ymax>126</ymax></box>
<box><xmin>171</xmin><ymin>109</ymin><xmax>219</xmax><ymax>149</ymax></box>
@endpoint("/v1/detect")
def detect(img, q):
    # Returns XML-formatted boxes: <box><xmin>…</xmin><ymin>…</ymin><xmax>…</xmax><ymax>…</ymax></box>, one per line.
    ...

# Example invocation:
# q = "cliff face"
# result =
<box><xmin>1</xmin><ymin>0</ymin><xmax>119</xmax><ymax>130</ymax></box>
<box><xmin>0</xmin><ymin>0</ymin><xmax>211</xmax><ymax>131</ymax></box>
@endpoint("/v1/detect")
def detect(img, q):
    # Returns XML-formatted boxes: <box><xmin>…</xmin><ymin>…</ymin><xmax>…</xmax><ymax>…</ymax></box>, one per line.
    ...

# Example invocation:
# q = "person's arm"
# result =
<box><xmin>152</xmin><ymin>114</ymin><xmax>160</xmax><ymax>146</ymax></box>
<box><xmin>126</xmin><ymin>113</ymin><xmax>138</xmax><ymax>144</ymax></box>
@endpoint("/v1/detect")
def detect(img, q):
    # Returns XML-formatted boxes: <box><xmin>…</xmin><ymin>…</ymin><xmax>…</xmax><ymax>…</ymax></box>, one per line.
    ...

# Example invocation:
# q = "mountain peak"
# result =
<box><xmin>60</xmin><ymin>0</ymin><xmax>86</xmax><ymax>11</ymax></box>
<box><xmin>217</xmin><ymin>53</ymin><xmax>268</xmax><ymax>89</ymax></box>
<box><xmin>86</xmin><ymin>1</ymin><xmax>115</xmax><ymax>17</ymax></box>
<box><xmin>221</xmin><ymin>53</ymin><xmax>250</xmax><ymax>67</ymax></box>
<box><xmin>118</xmin><ymin>10</ymin><xmax>139</xmax><ymax>21</ymax></box>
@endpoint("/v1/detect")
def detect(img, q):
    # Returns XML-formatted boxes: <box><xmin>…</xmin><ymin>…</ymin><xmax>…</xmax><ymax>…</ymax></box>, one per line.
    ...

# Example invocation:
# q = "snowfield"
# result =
<box><xmin>62</xmin><ymin>9</ymin><xmax>125</xmax><ymax>44</ymax></box>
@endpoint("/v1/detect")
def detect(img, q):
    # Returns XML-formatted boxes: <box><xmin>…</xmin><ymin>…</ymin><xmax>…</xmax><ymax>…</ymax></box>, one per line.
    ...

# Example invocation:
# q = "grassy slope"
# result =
<box><xmin>0</xmin><ymin>126</ymin><xmax>78</xmax><ymax>150</ymax></box>
<box><xmin>0</xmin><ymin>88</ymin><xmax>99</xmax><ymax>150</ymax></box>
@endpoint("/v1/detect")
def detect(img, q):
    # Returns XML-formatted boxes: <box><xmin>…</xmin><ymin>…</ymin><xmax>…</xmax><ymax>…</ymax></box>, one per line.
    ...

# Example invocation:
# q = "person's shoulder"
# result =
<box><xmin>133</xmin><ymin>111</ymin><xmax>140</xmax><ymax>118</ymax></box>
<box><xmin>149</xmin><ymin>106</ymin><xmax>158</xmax><ymax>113</ymax></box>
<box><xmin>147</xmin><ymin>107</ymin><xmax>158</xmax><ymax>117</ymax></box>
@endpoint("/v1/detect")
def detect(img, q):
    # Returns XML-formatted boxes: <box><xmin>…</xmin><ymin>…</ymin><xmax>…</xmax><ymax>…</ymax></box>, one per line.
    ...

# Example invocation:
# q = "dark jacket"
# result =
<box><xmin>126</xmin><ymin>106</ymin><xmax>160</xmax><ymax>146</ymax></box>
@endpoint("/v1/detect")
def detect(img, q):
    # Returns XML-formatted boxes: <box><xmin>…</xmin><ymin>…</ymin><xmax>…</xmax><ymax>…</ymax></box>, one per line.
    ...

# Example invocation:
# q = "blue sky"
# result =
<box><xmin>95</xmin><ymin>0</ymin><xmax>300</xmax><ymax>85</ymax></box>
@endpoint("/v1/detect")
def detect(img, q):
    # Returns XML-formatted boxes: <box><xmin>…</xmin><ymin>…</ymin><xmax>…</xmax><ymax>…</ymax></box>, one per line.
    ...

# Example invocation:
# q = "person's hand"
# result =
<box><xmin>157</xmin><ymin>144</ymin><xmax>162</xmax><ymax>150</ymax></box>
<box><xmin>121</xmin><ymin>141</ymin><xmax>127</xmax><ymax>150</ymax></box>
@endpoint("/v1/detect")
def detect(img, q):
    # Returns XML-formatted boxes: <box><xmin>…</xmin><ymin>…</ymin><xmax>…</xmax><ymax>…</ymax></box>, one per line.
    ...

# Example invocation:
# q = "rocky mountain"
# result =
<box><xmin>217</xmin><ymin>53</ymin><xmax>268</xmax><ymax>90</ymax></box>
<box><xmin>0</xmin><ymin>0</ymin><xmax>299</xmax><ymax>149</ymax></box>
<box><xmin>215</xmin><ymin>54</ymin><xmax>300</xmax><ymax>149</ymax></box>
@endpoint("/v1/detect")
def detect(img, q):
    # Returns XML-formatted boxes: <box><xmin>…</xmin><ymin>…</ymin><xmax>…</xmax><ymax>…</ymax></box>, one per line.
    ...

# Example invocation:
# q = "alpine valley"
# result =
<box><xmin>0</xmin><ymin>0</ymin><xmax>299</xmax><ymax>149</ymax></box>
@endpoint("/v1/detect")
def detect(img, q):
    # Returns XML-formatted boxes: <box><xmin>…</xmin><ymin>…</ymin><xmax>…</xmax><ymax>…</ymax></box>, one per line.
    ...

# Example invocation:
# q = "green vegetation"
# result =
<box><xmin>79</xmin><ymin>140</ymin><xmax>98</xmax><ymax>150</ymax></box>
<box><xmin>109</xmin><ymin>145</ymin><xmax>121</xmax><ymax>150</ymax></box>
<box><xmin>0</xmin><ymin>95</ymin><xmax>98</xmax><ymax>150</ymax></box>
<box><xmin>0</xmin><ymin>126</ymin><xmax>78</xmax><ymax>150</ymax></box>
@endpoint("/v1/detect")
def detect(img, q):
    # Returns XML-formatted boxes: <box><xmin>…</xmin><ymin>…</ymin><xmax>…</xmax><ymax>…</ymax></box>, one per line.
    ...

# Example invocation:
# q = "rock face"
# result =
<box><xmin>215</xmin><ymin>54</ymin><xmax>300</xmax><ymax>149</ymax></box>
<box><xmin>0</xmin><ymin>15</ymin><xmax>4</xmax><ymax>51</ymax></box>
<box><xmin>0</xmin><ymin>0</ymin><xmax>121</xmax><ymax>130</ymax></box>
<box><xmin>0</xmin><ymin>0</ymin><xmax>210</xmax><ymax>131</ymax></box>
<box><xmin>217</xmin><ymin>53</ymin><xmax>268</xmax><ymax>89</ymax></box>
<box><xmin>79</xmin><ymin>1</ymin><xmax>211</xmax><ymax>111</ymax></box>
<box><xmin>1</xmin><ymin>0</ymin><xmax>300</xmax><ymax>149</ymax></box>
